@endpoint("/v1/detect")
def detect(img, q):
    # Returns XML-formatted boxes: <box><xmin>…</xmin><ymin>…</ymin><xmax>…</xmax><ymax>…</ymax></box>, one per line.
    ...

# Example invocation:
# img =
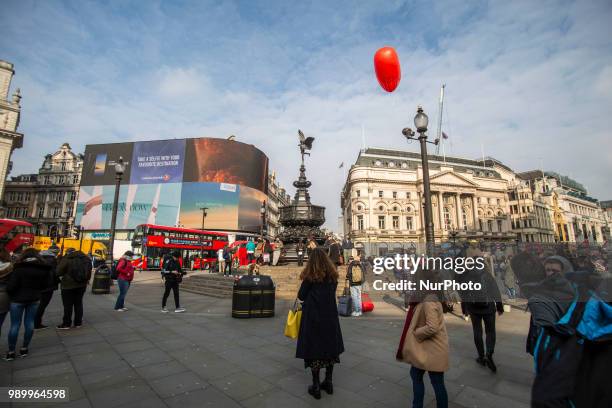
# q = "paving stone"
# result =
<box><xmin>122</xmin><ymin>348</ymin><xmax>173</xmax><ymax>368</ymax></box>
<box><xmin>241</xmin><ymin>388</ymin><xmax>313</xmax><ymax>408</ymax></box>
<box><xmin>113</xmin><ymin>339</ymin><xmax>156</xmax><ymax>354</ymax></box>
<box><xmin>211</xmin><ymin>371</ymin><xmax>275</xmax><ymax>401</ymax></box>
<box><xmin>87</xmin><ymin>379</ymin><xmax>155</xmax><ymax>408</ymax></box>
<box><xmin>79</xmin><ymin>365</ymin><xmax>140</xmax><ymax>392</ymax></box>
<box><xmin>70</xmin><ymin>349</ymin><xmax>128</xmax><ymax>374</ymax></box>
<box><xmin>147</xmin><ymin>370</ymin><xmax>207</xmax><ymax>398</ymax></box>
<box><xmin>165</xmin><ymin>387</ymin><xmax>242</xmax><ymax>408</ymax></box>
<box><xmin>12</xmin><ymin>361</ymin><xmax>74</xmax><ymax>383</ymax></box>
<box><xmin>135</xmin><ymin>360</ymin><xmax>190</xmax><ymax>380</ymax></box>
<box><xmin>453</xmin><ymin>385</ymin><xmax>530</xmax><ymax>408</ymax></box>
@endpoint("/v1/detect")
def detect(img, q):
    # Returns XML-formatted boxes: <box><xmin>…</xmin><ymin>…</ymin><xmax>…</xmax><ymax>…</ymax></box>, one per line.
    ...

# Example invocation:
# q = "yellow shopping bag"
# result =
<box><xmin>284</xmin><ymin>300</ymin><xmax>302</xmax><ymax>339</ymax></box>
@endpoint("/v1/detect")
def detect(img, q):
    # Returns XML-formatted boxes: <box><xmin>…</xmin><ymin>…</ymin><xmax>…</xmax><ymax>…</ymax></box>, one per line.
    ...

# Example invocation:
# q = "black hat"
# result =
<box><xmin>124</xmin><ymin>251</ymin><xmax>134</xmax><ymax>257</ymax></box>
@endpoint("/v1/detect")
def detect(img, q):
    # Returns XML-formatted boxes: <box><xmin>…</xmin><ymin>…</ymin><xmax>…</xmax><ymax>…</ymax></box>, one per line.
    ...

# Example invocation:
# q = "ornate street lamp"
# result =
<box><xmin>403</xmin><ymin>106</ymin><xmax>438</xmax><ymax>255</ymax></box>
<box><xmin>260</xmin><ymin>200</ymin><xmax>267</xmax><ymax>239</ymax></box>
<box><xmin>108</xmin><ymin>157</ymin><xmax>125</xmax><ymax>262</ymax></box>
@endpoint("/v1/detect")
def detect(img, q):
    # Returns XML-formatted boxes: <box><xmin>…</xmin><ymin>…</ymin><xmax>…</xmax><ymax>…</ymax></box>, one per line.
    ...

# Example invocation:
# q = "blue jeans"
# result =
<box><xmin>8</xmin><ymin>302</ymin><xmax>39</xmax><ymax>352</ymax></box>
<box><xmin>350</xmin><ymin>285</ymin><xmax>362</xmax><ymax>313</ymax></box>
<box><xmin>410</xmin><ymin>366</ymin><xmax>448</xmax><ymax>408</ymax></box>
<box><xmin>114</xmin><ymin>278</ymin><xmax>130</xmax><ymax>310</ymax></box>
<box><xmin>0</xmin><ymin>311</ymin><xmax>7</xmax><ymax>337</ymax></box>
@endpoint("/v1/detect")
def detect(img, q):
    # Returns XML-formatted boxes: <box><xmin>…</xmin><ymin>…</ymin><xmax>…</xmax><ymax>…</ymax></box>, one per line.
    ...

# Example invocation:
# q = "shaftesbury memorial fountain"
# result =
<box><xmin>278</xmin><ymin>130</ymin><xmax>326</xmax><ymax>260</ymax></box>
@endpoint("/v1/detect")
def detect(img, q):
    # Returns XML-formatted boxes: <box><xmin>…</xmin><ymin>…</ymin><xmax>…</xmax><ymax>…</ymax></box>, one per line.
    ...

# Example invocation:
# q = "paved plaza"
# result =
<box><xmin>1</xmin><ymin>272</ymin><xmax>534</xmax><ymax>408</ymax></box>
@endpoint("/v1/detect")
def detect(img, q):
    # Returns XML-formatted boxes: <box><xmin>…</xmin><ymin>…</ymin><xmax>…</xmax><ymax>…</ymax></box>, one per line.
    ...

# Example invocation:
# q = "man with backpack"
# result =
<box><xmin>56</xmin><ymin>249</ymin><xmax>92</xmax><ymax>329</ymax></box>
<box><xmin>346</xmin><ymin>253</ymin><xmax>365</xmax><ymax>317</ymax></box>
<box><xmin>161</xmin><ymin>251</ymin><xmax>186</xmax><ymax>313</ymax></box>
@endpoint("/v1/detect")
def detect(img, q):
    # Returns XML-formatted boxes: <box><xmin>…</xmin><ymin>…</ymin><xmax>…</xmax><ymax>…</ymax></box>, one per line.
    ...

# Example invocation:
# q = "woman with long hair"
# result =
<box><xmin>296</xmin><ymin>247</ymin><xmax>344</xmax><ymax>400</ymax></box>
<box><xmin>5</xmin><ymin>248</ymin><xmax>50</xmax><ymax>360</ymax></box>
<box><xmin>396</xmin><ymin>267</ymin><xmax>449</xmax><ymax>408</ymax></box>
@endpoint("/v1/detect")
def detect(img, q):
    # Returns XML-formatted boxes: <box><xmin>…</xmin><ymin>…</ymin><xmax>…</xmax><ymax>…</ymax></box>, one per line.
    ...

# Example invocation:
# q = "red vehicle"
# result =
<box><xmin>0</xmin><ymin>219</ymin><xmax>35</xmax><ymax>253</ymax></box>
<box><xmin>132</xmin><ymin>224</ymin><xmax>229</xmax><ymax>270</ymax></box>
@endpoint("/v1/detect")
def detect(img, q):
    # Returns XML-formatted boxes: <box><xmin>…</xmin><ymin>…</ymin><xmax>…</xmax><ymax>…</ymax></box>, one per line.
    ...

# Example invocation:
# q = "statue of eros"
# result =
<box><xmin>297</xmin><ymin>129</ymin><xmax>315</xmax><ymax>165</ymax></box>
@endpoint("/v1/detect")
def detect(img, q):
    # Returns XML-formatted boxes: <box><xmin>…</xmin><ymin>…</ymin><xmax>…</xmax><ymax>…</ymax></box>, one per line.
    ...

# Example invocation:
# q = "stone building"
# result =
<box><xmin>341</xmin><ymin>148</ymin><xmax>515</xmax><ymax>255</ymax></box>
<box><xmin>0</xmin><ymin>60</ymin><xmax>24</xmax><ymax>206</ymax></box>
<box><xmin>266</xmin><ymin>171</ymin><xmax>291</xmax><ymax>238</ymax></box>
<box><xmin>3</xmin><ymin>143</ymin><xmax>83</xmax><ymax>237</ymax></box>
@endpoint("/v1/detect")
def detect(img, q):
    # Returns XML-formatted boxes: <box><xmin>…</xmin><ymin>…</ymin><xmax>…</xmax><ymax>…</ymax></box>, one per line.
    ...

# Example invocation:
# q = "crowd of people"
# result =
<box><xmin>294</xmin><ymin>239</ymin><xmax>610</xmax><ymax>407</ymax></box>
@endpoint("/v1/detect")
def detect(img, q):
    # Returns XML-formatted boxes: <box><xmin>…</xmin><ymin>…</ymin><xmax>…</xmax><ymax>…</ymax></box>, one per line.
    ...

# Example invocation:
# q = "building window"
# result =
<box><xmin>378</xmin><ymin>190</ymin><xmax>383</xmax><ymax>198</ymax></box>
<box><xmin>479</xmin><ymin>219</ymin><xmax>484</xmax><ymax>231</ymax></box>
<box><xmin>477</xmin><ymin>197</ymin><xmax>481</xmax><ymax>204</ymax></box>
<box><xmin>497</xmin><ymin>220</ymin><xmax>503</xmax><ymax>232</ymax></box>
<box><xmin>356</xmin><ymin>190</ymin><xmax>360</xmax><ymax>197</ymax></box>
<box><xmin>73</xmin><ymin>175</ymin><xmax>79</xmax><ymax>184</ymax></box>
<box><xmin>406</xmin><ymin>216</ymin><xmax>413</xmax><ymax>230</ymax></box>
<box><xmin>38</xmin><ymin>206</ymin><xmax>45</xmax><ymax>218</ymax></box>
<box><xmin>392</xmin><ymin>216</ymin><xmax>399</xmax><ymax>229</ymax></box>
<box><xmin>407</xmin><ymin>192</ymin><xmax>411</xmax><ymax>199</ymax></box>
<box><xmin>378</xmin><ymin>205</ymin><xmax>384</xmax><ymax>211</ymax></box>
<box><xmin>357</xmin><ymin>215</ymin><xmax>364</xmax><ymax>230</ymax></box>
<box><xmin>443</xmin><ymin>207</ymin><xmax>452</xmax><ymax>230</ymax></box>
<box><xmin>393</xmin><ymin>206</ymin><xmax>398</xmax><ymax>212</ymax></box>
<box><xmin>24</xmin><ymin>192</ymin><xmax>31</xmax><ymax>202</ymax></box>
<box><xmin>392</xmin><ymin>191</ymin><xmax>397</xmax><ymax>199</ymax></box>
<box><xmin>378</xmin><ymin>216</ymin><xmax>385</xmax><ymax>230</ymax></box>
<box><xmin>61</xmin><ymin>162</ymin><xmax>66</xmax><ymax>171</ymax></box>
<box><xmin>44</xmin><ymin>176</ymin><xmax>50</xmax><ymax>185</ymax></box>
<box><xmin>487</xmin><ymin>220</ymin><xmax>493</xmax><ymax>231</ymax></box>
<box><xmin>357</xmin><ymin>205</ymin><xmax>362</xmax><ymax>211</ymax></box>
<box><xmin>52</xmin><ymin>207</ymin><xmax>61</xmax><ymax>218</ymax></box>
<box><xmin>69</xmin><ymin>191</ymin><xmax>76</xmax><ymax>201</ymax></box>
<box><xmin>58</xmin><ymin>175</ymin><xmax>65</xmax><ymax>184</ymax></box>
<box><xmin>462</xmin><ymin>208</ymin><xmax>468</xmax><ymax>230</ymax></box>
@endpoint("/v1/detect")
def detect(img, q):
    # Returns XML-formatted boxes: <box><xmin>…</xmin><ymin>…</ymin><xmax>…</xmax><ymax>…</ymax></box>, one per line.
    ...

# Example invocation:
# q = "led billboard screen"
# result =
<box><xmin>76</xmin><ymin>137</ymin><xmax>269</xmax><ymax>233</ymax></box>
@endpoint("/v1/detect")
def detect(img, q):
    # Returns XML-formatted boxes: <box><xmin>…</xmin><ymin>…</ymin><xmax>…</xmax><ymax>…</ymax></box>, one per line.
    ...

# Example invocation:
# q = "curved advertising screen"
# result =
<box><xmin>76</xmin><ymin>137</ymin><xmax>269</xmax><ymax>233</ymax></box>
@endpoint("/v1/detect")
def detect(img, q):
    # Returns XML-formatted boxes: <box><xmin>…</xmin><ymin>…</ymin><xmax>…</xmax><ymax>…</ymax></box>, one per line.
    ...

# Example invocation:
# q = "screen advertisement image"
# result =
<box><xmin>77</xmin><ymin>137</ymin><xmax>270</xmax><ymax>233</ymax></box>
<box><xmin>179</xmin><ymin>182</ymin><xmax>240</xmax><ymax>231</ymax></box>
<box><xmin>130</xmin><ymin>139</ymin><xmax>186</xmax><ymax>184</ymax></box>
<box><xmin>76</xmin><ymin>183</ymin><xmax>182</xmax><ymax>230</ymax></box>
<box><xmin>80</xmin><ymin>143</ymin><xmax>134</xmax><ymax>186</ymax></box>
<box><xmin>183</xmin><ymin>138</ymin><xmax>268</xmax><ymax>193</ymax></box>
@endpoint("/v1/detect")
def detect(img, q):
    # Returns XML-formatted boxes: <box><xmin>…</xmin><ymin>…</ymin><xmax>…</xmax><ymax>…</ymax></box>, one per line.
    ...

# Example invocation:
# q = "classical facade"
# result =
<box><xmin>3</xmin><ymin>143</ymin><xmax>83</xmax><ymax>237</ymax></box>
<box><xmin>266</xmin><ymin>171</ymin><xmax>291</xmax><ymax>238</ymax></box>
<box><xmin>341</xmin><ymin>148</ymin><xmax>515</xmax><ymax>254</ymax></box>
<box><xmin>341</xmin><ymin>148</ymin><xmax>608</xmax><ymax>254</ymax></box>
<box><xmin>0</xmin><ymin>60</ymin><xmax>24</xmax><ymax>206</ymax></box>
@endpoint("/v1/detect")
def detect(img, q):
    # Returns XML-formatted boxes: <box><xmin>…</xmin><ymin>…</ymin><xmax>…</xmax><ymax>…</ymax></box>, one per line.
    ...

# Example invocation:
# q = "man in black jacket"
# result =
<box><xmin>161</xmin><ymin>251</ymin><xmax>186</xmax><ymax>313</ymax></box>
<box><xmin>35</xmin><ymin>248</ymin><xmax>60</xmax><ymax>330</ymax></box>
<box><xmin>459</xmin><ymin>265</ymin><xmax>504</xmax><ymax>373</ymax></box>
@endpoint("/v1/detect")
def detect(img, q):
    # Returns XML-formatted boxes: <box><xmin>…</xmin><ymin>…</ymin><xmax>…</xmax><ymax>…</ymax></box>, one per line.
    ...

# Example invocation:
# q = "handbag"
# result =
<box><xmin>284</xmin><ymin>299</ymin><xmax>302</xmax><ymax>339</ymax></box>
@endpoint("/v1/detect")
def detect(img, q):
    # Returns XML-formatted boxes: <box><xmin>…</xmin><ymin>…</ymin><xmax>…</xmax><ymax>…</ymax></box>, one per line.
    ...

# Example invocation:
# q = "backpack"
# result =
<box><xmin>349</xmin><ymin>262</ymin><xmax>363</xmax><ymax>285</ymax></box>
<box><xmin>532</xmin><ymin>289</ymin><xmax>612</xmax><ymax>407</ymax></box>
<box><xmin>70</xmin><ymin>254</ymin><xmax>93</xmax><ymax>284</ymax></box>
<box><xmin>110</xmin><ymin>259</ymin><xmax>124</xmax><ymax>280</ymax></box>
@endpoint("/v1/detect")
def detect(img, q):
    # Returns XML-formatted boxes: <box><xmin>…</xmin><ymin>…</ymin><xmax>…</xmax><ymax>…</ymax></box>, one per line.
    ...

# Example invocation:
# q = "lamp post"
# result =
<box><xmin>448</xmin><ymin>229</ymin><xmax>459</xmax><ymax>258</ymax></box>
<box><xmin>199</xmin><ymin>207</ymin><xmax>208</xmax><ymax>267</ymax></box>
<box><xmin>403</xmin><ymin>106</ymin><xmax>437</xmax><ymax>255</ymax></box>
<box><xmin>260</xmin><ymin>201</ymin><xmax>267</xmax><ymax>240</ymax></box>
<box><xmin>108</xmin><ymin>157</ymin><xmax>125</xmax><ymax>263</ymax></box>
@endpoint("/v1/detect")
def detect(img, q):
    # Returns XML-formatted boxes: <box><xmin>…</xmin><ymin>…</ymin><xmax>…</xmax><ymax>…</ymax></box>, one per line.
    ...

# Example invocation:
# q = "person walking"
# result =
<box><xmin>223</xmin><ymin>246</ymin><xmax>231</xmax><ymax>276</ymax></box>
<box><xmin>56</xmin><ymin>249</ymin><xmax>92</xmax><ymax>330</ymax></box>
<box><xmin>114</xmin><ymin>251</ymin><xmax>135</xmax><ymax>311</ymax></box>
<box><xmin>272</xmin><ymin>238</ymin><xmax>283</xmax><ymax>266</ymax></box>
<box><xmin>217</xmin><ymin>246</ymin><xmax>226</xmax><ymax>274</ymax></box>
<box><xmin>246</xmin><ymin>239</ymin><xmax>256</xmax><ymax>264</ymax></box>
<box><xmin>341</xmin><ymin>237</ymin><xmax>353</xmax><ymax>266</ymax></box>
<box><xmin>346</xmin><ymin>253</ymin><xmax>365</xmax><ymax>317</ymax></box>
<box><xmin>161</xmin><ymin>251</ymin><xmax>186</xmax><ymax>313</ymax></box>
<box><xmin>296</xmin><ymin>247</ymin><xmax>344</xmax><ymax>400</ymax></box>
<box><xmin>296</xmin><ymin>239</ymin><xmax>306</xmax><ymax>267</ymax></box>
<box><xmin>5</xmin><ymin>248</ymin><xmax>51</xmax><ymax>360</ymax></box>
<box><xmin>0</xmin><ymin>249</ymin><xmax>14</xmax><ymax>339</ymax></box>
<box><xmin>459</xmin><ymin>265</ymin><xmax>504</xmax><ymax>373</ymax></box>
<box><xmin>397</xmin><ymin>268</ymin><xmax>449</xmax><ymax>408</ymax></box>
<box><xmin>35</xmin><ymin>248</ymin><xmax>60</xmax><ymax>329</ymax></box>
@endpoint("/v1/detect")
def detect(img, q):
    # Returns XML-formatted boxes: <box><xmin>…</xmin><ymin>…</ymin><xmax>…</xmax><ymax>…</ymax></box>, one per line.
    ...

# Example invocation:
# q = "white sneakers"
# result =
<box><xmin>162</xmin><ymin>307</ymin><xmax>185</xmax><ymax>313</ymax></box>
<box><xmin>351</xmin><ymin>311</ymin><xmax>362</xmax><ymax>317</ymax></box>
<box><xmin>115</xmin><ymin>308</ymin><xmax>128</xmax><ymax>312</ymax></box>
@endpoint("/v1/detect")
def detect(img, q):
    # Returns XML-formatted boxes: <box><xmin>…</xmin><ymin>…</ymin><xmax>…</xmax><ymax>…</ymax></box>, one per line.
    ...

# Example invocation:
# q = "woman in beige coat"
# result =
<box><xmin>397</xmin><ymin>269</ymin><xmax>449</xmax><ymax>408</ymax></box>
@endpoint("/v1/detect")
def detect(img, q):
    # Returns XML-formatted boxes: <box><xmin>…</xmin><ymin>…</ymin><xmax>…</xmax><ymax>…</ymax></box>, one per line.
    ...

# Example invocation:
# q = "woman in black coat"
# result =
<box><xmin>296</xmin><ymin>247</ymin><xmax>344</xmax><ymax>399</ymax></box>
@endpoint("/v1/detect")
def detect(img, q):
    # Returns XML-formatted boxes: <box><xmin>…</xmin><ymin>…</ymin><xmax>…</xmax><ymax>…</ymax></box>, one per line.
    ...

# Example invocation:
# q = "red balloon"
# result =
<box><xmin>374</xmin><ymin>47</ymin><xmax>401</xmax><ymax>92</ymax></box>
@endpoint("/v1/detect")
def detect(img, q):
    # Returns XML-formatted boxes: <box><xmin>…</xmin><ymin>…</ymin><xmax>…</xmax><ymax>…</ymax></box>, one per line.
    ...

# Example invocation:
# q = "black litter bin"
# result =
<box><xmin>91</xmin><ymin>265</ymin><xmax>111</xmax><ymax>294</ymax></box>
<box><xmin>232</xmin><ymin>275</ymin><xmax>275</xmax><ymax>318</ymax></box>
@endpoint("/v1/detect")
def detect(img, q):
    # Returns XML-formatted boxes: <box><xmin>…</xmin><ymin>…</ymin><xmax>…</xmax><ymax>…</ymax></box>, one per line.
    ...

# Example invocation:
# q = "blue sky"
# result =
<box><xmin>2</xmin><ymin>0</ymin><xmax>611</xmax><ymax>230</ymax></box>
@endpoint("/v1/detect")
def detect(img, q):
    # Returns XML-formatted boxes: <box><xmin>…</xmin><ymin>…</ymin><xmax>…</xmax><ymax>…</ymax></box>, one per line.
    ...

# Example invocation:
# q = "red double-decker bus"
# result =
<box><xmin>0</xmin><ymin>219</ymin><xmax>35</xmax><ymax>253</ymax></box>
<box><xmin>131</xmin><ymin>224</ymin><xmax>229</xmax><ymax>270</ymax></box>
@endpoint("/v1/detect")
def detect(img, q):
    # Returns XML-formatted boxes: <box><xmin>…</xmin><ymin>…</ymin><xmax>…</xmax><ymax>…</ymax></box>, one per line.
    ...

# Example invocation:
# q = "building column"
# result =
<box><xmin>437</xmin><ymin>191</ymin><xmax>444</xmax><ymax>230</ymax></box>
<box><xmin>472</xmin><ymin>195</ymin><xmax>478</xmax><ymax>230</ymax></box>
<box><xmin>455</xmin><ymin>193</ymin><xmax>462</xmax><ymax>230</ymax></box>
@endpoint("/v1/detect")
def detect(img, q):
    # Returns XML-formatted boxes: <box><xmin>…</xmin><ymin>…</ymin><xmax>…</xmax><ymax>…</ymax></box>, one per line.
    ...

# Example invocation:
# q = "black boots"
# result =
<box><xmin>308</xmin><ymin>368</ymin><xmax>321</xmax><ymax>399</ymax></box>
<box><xmin>320</xmin><ymin>366</ymin><xmax>334</xmax><ymax>395</ymax></box>
<box><xmin>485</xmin><ymin>353</ymin><xmax>497</xmax><ymax>373</ymax></box>
<box><xmin>476</xmin><ymin>355</ymin><xmax>486</xmax><ymax>366</ymax></box>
